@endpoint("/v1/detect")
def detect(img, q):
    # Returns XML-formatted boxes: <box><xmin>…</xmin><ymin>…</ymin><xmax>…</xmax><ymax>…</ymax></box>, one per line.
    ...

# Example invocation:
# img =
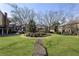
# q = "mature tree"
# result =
<box><xmin>8</xmin><ymin>4</ymin><xmax>37</xmax><ymax>33</ymax></box>
<box><xmin>37</xmin><ymin>10</ymin><xmax>65</xmax><ymax>32</ymax></box>
<box><xmin>8</xmin><ymin>4</ymin><xmax>67</xmax><ymax>33</ymax></box>
<box><xmin>7</xmin><ymin>4</ymin><xmax>30</xmax><ymax>25</ymax></box>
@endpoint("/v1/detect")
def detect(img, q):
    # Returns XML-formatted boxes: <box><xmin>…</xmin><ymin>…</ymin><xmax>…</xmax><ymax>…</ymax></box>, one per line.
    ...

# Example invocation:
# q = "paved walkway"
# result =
<box><xmin>20</xmin><ymin>35</ymin><xmax>48</xmax><ymax>56</ymax></box>
<box><xmin>32</xmin><ymin>37</ymin><xmax>48</xmax><ymax>56</ymax></box>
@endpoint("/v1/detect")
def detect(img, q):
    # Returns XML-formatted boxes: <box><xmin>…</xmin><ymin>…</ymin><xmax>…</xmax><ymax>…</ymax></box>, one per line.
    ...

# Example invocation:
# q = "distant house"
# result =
<box><xmin>60</xmin><ymin>20</ymin><xmax>79</xmax><ymax>35</ymax></box>
<box><xmin>36</xmin><ymin>24</ymin><xmax>55</xmax><ymax>33</ymax></box>
<box><xmin>36</xmin><ymin>24</ymin><xmax>46</xmax><ymax>32</ymax></box>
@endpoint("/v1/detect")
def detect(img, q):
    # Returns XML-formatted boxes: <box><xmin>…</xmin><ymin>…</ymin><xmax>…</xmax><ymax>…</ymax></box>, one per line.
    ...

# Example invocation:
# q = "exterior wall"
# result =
<box><xmin>0</xmin><ymin>12</ymin><xmax>3</xmax><ymax>26</ymax></box>
<box><xmin>0</xmin><ymin>11</ymin><xmax>9</xmax><ymax>35</ymax></box>
<box><xmin>61</xmin><ymin>23</ymin><xmax>79</xmax><ymax>35</ymax></box>
<box><xmin>58</xmin><ymin>26</ymin><xmax>63</xmax><ymax>33</ymax></box>
<box><xmin>3</xmin><ymin>12</ymin><xmax>9</xmax><ymax>28</ymax></box>
<box><xmin>0</xmin><ymin>12</ymin><xmax>9</xmax><ymax>28</ymax></box>
<box><xmin>77</xmin><ymin>24</ymin><xmax>79</xmax><ymax>28</ymax></box>
<box><xmin>0</xmin><ymin>12</ymin><xmax>8</xmax><ymax>27</ymax></box>
<box><xmin>64</xmin><ymin>27</ymin><xmax>71</xmax><ymax>34</ymax></box>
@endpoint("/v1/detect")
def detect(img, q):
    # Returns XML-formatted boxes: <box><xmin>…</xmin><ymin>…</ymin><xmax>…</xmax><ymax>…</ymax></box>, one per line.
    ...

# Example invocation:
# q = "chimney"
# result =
<box><xmin>4</xmin><ymin>12</ymin><xmax>7</xmax><ymax>27</ymax></box>
<box><xmin>5</xmin><ymin>12</ymin><xmax>7</xmax><ymax>19</ymax></box>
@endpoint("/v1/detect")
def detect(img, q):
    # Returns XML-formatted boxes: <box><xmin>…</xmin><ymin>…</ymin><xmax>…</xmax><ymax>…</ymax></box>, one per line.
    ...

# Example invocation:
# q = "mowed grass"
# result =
<box><xmin>0</xmin><ymin>34</ymin><xmax>79</xmax><ymax>56</ymax></box>
<box><xmin>0</xmin><ymin>35</ymin><xmax>35</xmax><ymax>56</ymax></box>
<box><xmin>43</xmin><ymin>34</ymin><xmax>79</xmax><ymax>56</ymax></box>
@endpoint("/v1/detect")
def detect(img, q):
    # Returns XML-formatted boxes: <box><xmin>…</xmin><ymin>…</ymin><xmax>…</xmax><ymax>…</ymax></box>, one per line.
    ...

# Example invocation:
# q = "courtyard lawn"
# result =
<box><xmin>43</xmin><ymin>34</ymin><xmax>79</xmax><ymax>56</ymax></box>
<box><xmin>0</xmin><ymin>34</ymin><xmax>79</xmax><ymax>56</ymax></box>
<box><xmin>0</xmin><ymin>35</ymin><xmax>35</xmax><ymax>56</ymax></box>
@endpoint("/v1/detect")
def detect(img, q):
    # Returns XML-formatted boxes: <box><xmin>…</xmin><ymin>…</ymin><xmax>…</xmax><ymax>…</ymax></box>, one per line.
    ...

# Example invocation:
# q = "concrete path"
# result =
<box><xmin>32</xmin><ymin>37</ymin><xmax>48</xmax><ymax>56</ymax></box>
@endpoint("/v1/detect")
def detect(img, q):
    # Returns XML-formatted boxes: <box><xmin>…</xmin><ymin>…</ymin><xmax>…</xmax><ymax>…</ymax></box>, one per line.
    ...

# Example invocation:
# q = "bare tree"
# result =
<box><xmin>36</xmin><ymin>11</ymin><xmax>46</xmax><ymax>26</ymax></box>
<box><xmin>7</xmin><ymin>3</ymin><xmax>30</xmax><ymax>25</ymax></box>
<box><xmin>37</xmin><ymin>10</ymin><xmax>65</xmax><ymax>32</ymax></box>
<box><xmin>7</xmin><ymin>3</ymin><xmax>67</xmax><ymax>33</ymax></box>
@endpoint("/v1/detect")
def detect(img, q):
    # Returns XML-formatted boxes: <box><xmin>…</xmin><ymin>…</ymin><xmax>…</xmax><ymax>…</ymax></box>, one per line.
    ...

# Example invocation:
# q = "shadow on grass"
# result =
<box><xmin>0</xmin><ymin>33</ymin><xmax>20</xmax><ymax>37</ymax></box>
<box><xmin>69</xmin><ymin>47</ymin><xmax>79</xmax><ymax>54</ymax></box>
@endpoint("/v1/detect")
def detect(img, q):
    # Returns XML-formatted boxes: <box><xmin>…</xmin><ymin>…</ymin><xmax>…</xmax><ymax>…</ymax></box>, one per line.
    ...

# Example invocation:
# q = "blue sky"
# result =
<box><xmin>0</xmin><ymin>3</ymin><xmax>79</xmax><ymax>17</ymax></box>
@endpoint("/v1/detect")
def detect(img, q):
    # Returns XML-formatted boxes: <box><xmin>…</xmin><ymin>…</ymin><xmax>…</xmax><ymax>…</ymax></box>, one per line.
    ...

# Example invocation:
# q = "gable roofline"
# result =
<box><xmin>0</xmin><ymin>10</ymin><xmax>4</xmax><ymax>15</ymax></box>
<box><xmin>61</xmin><ymin>19</ymin><xmax>79</xmax><ymax>27</ymax></box>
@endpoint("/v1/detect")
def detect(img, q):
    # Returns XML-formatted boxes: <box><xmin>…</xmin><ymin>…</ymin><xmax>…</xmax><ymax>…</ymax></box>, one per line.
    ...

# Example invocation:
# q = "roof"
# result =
<box><xmin>59</xmin><ymin>23</ymin><xmax>68</xmax><ymax>27</ymax></box>
<box><xmin>61</xmin><ymin>19</ymin><xmax>79</xmax><ymax>27</ymax></box>
<box><xmin>0</xmin><ymin>11</ymin><xmax>3</xmax><ymax>15</ymax></box>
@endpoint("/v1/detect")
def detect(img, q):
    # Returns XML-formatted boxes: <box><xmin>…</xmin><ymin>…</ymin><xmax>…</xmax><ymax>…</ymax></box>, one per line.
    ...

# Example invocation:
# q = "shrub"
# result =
<box><xmin>26</xmin><ymin>32</ymin><xmax>48</xmax><ymax>37</ymax></box>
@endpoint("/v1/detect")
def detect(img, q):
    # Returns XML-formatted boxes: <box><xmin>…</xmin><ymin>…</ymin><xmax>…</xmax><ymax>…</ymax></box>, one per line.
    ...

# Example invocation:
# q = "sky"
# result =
<box><xmin>0</xmin><ymin>3</ymin><xmax>79</xmax><ymax>17</ymax></box>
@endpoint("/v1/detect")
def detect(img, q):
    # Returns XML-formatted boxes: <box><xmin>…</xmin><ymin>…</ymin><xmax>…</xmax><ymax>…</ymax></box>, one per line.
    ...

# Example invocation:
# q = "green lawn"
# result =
<box><xmin>0</xmin><ymin>35</ymin><xmax>35</xmax><ymax>56</ymax></box>
<box><xmin>43</xmin><ymin>34</ymin><xmax>79</xmax><ymax>56</ymax></box>
<box><xmin>0</xmin><ymin>34</ymin><xmax>79</xmax><ymax>56</ymax></box>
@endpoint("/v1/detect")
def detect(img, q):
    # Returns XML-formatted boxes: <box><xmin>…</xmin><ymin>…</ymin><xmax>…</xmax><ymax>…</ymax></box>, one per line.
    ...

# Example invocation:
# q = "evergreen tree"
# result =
<box><xmin>28</xmin><ymin>20</ymin><xmax>36</xmax><ymax>33</ymax></box>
